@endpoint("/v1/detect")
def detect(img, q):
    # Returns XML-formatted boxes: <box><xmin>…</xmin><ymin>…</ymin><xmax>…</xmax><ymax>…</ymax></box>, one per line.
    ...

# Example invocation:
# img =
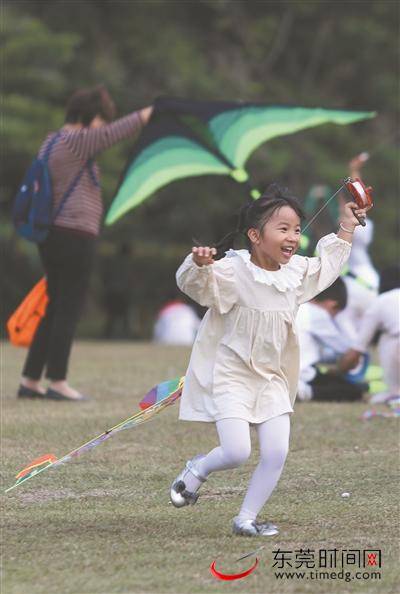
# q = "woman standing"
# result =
<box><xmin>18</xmin><ymin>85</ymin><xmax>152</xmax><ymax>401</ymax></box>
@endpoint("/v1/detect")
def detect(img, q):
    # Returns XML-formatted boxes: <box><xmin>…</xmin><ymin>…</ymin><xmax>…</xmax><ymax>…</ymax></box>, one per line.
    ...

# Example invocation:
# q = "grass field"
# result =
<box><xmin>2</xmin><ymin>341</ymin><xmax>399</xmax><ymax>594</ymax></box>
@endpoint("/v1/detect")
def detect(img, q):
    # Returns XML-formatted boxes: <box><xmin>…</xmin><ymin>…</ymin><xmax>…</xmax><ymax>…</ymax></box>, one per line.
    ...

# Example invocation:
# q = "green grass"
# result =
<box><xmin>2</xmin><ymin>342</ymin><xmax>399</xmax><ymax>594</ymax></box>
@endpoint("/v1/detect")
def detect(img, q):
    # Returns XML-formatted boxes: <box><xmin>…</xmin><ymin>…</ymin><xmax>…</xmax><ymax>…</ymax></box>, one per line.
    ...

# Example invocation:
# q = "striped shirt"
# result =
<box><xmin>38</xmin><ymin>111</ymin><xmax>143</xmax><ymax>236</ymax></box>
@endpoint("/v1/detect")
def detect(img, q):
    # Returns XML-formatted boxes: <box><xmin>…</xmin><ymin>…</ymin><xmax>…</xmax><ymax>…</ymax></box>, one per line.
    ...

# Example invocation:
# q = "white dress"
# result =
<box><xmin>176</xmin><ymin>233</ymin><xmax>352</xmax><ymax>424</ymax></box>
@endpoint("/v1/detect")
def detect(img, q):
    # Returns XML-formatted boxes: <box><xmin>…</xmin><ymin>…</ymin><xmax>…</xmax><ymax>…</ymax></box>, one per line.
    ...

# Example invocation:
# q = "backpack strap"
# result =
<box><xmin>52</xmin><ymin>164</ymin><xmax>90</xmax><ymax>221</ymax></box>
<box><xmin>87</xmin><ymin>158</ymin><xmax>100</xmax><ymax>188</ymax></box>
<box><xmin>43</xmin><ymin>131</ymin><xmax>100</xmax><ymax>222</ymax></box>
<box><xmin>42</xmin><ymin>131</ymin><xmax>62</xmax><ymax>162</ymax></box>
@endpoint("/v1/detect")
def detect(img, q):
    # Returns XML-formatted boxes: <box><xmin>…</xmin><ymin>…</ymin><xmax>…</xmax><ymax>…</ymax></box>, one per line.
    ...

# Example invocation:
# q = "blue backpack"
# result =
<box><xmin>13</xmin><ymin>132</ymin><xmax>98</xmax><ymax>243</ymax></box>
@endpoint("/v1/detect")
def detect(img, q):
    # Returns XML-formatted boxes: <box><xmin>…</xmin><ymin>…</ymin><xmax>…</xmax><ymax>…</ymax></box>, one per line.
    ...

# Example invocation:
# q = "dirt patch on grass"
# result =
<box><xmin>201</xmin><ymin>487</ymin><xmax>243</xmax><ymax>500</ymax></box>
<box><xmin>17</xmin><ymin>487</ymin><xmax>122</xmax><ymax>504</ymax></box>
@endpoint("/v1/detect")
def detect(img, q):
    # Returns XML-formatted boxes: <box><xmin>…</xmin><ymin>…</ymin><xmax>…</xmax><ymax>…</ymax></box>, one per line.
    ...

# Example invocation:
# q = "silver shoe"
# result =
<box><xmin>170</xmin><ymin>454</ymin><xmax>207</xmax><ymax>508</ymax></box>
<box><xmin>232</xmin><ymin>517</ymin><xmax>279</xmax><ymax>537</ymax></box>
<box><xmin>256</xmin><ymin>520</ymin><xmax>279</xmax><ymax>536</ymax></box>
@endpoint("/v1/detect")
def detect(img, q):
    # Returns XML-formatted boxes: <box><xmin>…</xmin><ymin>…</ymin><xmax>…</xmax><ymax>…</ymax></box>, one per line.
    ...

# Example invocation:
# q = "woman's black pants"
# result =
<box><xmin>22</xmin><ymin>229</ymin><xmax>96</xmax><ymax>381</ymax></box>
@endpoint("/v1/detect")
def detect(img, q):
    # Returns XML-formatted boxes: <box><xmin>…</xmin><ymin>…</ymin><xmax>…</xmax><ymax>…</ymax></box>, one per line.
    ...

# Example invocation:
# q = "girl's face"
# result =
<box><xmin>248</xmin><ymin>206</ymin><xmax>301</xmax><ymax>267</ymax></box>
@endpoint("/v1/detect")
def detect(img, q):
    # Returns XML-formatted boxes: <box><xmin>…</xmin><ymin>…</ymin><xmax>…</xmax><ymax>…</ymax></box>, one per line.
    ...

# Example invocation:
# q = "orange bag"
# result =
<box><xmin>7</xmin><ymin>277</ymin><xmax>49</xmax><ymax>347</ymax></box>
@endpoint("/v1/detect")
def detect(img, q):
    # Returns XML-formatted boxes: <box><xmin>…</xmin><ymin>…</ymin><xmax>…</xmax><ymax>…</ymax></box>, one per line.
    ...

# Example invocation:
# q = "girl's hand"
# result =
<box><xmin>340</xmin><ymin>201</ymin><xmax>368</xmax><ymax>230</ymax></box>
<box><xmin>192</xmin><ymin>246</ymin><xmax>217</xmax><ymax>266</ymax></box>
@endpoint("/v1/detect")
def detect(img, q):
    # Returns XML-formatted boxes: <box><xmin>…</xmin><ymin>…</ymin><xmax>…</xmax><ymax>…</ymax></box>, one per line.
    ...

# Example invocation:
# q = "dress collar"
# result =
<box><xmin>226</xmin><ymin>249</ymin><xmax>304</xmax><ymax>292</ymax></box>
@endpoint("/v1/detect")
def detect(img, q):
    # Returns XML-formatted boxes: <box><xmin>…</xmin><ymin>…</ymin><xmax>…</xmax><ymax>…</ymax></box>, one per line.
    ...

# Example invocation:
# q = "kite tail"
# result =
<box><xmin>5</xmin><ymin>377</ymin><xmax>184</xmax><ymax>493</ymax></box>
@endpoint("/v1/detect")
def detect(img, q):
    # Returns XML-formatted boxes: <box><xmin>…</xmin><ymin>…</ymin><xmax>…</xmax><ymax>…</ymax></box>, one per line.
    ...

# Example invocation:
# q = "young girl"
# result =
<box><xmin>170</xmin><ymin>184</ymin><xmax>367</xmax><ymax>537</ymax></box>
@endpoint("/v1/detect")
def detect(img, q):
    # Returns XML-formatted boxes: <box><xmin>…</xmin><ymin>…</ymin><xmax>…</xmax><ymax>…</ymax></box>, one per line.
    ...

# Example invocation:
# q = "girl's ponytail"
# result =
<box><xmin>213</xmin><ymin>201</ymin><xmax>253</xmax><ymax>258</ymax></box>
<box><xmin>213</xmin><ymin>228</ymin><xmax>242</xmax><ymax>259</ymax></box>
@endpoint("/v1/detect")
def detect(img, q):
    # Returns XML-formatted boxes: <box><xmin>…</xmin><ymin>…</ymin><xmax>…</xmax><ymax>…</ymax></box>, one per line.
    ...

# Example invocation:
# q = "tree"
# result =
<box><xmin>2</xmin><ymin>0</ymin><xmax>398</xmax><ymax>336</ymax></box>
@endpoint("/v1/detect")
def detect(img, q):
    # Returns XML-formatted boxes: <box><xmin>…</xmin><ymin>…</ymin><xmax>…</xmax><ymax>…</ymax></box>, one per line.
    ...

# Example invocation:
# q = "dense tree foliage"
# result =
<box><xmin>2</xmin><ymin>0</ymin><xmax>398</xmax><ymax>337</ymax></box>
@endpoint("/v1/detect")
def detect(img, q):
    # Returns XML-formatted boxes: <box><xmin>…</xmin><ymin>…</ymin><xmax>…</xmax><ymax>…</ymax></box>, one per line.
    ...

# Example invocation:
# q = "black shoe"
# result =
<box><xmin>45</xmin><ymin>388</ymin><xmax>89</xmax><ymax>402</ymax></box>
<box><xmin>17</xmin><ymin>385</ymin><xmax>46</xmax><ymax>399</ymax></box>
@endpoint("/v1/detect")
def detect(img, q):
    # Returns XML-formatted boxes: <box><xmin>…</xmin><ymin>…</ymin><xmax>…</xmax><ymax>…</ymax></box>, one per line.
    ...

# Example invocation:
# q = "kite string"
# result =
<box><xmin>301</xmin><ymin>185</ymin><xmax>344</xmax><ymax>233</ymax></box>
<box><xmin>301</xmin><ymin>132</ymin><xmax>399</xmax><ymax>235</ymax></box>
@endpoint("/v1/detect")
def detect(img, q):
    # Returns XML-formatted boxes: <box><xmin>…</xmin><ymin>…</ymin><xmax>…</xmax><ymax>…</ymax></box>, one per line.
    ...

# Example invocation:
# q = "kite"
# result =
<box><xmin>105</xmin><ymin>96</ymin><xmax>376</xmax><ymax>224</ymax></box>
<box><xmin>5</xmin><ymin>376</ymin><xmax>184</xmax><ymax>493</ymax></box>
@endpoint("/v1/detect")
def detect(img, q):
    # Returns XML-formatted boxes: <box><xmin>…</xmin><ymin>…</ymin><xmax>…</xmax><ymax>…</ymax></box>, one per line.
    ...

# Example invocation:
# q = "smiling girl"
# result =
<box><xmin>170</xmin><ymin>183</ymin><xmax>367</xmax><ymax>537</ymax></box>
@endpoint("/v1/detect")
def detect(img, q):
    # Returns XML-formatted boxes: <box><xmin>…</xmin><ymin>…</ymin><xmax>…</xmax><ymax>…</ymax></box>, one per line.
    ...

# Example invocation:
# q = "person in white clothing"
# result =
<box><xmin>153</xmin><ymin>298</ymin><xmax>201</xmax><ymax>345</ymax></box>
<box><xmin>346</xmin><ymin>221</ymin><xmax>379</xmax><ymax>291</ymax></box>
<box><xmin>335</xmin><ymin>271</ymin><xmax>377</xmax><ymax>345</ymax></box>
<box><xmin>340</xmin><ymin>266</ymin><xmax>400</xmax><ymax>403</ymax></box>
<box><xmin>345</xmin><ymin>152</ymin><xmax>380</xmax><ymax>291</ymax></box>
<box><xmin>169</xmin><ymin>183</ymin><xmax>368</xmax><ymax>537</ymax></box>
<box><xmin>335</xmin><ymin>153</ymin><xmax>379</xmax><ymax>341</ymax></box>
<box><xmin>297</xmin><ymin>278</ymin><xmax>365</xmax><ymax>401</ymax></box>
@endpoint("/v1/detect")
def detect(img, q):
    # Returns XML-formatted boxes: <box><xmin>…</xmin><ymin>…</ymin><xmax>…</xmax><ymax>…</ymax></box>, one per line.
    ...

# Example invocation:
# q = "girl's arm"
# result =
<box><xmin>297</xmin><ymin>203</ymin><xmax>368</xmax><ymax>304</ymax></box>
<box><xmin>297</xmin><ymin>237</ymin><xmax>350</xmax><ymax>304</ymax></box>
<box><xmin>176</xmin><ymin>246</ymin><xmax>237</xmax><ymax>314</ymax></box>
<box><xmin>62</xmin><ymin>107</ymin><xmax>152</xmax><ymax>160</ymax></box>
<box><xmin>336</xmin><ymin>201</ymin><xmax>368</xmax><ymax>243</ymax></box>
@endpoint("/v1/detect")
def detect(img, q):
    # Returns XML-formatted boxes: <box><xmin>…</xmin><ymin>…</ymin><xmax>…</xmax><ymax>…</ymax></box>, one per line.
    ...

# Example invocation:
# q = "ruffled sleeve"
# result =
<box><xmin>296</xmin><ymin>233</ymin><xmax>352</xmax><ymax>304</ymax></box>
<box><xmin>176</xmin><ymin>254</ymin><xmax>237</xmax><ymax>314</ymax></box>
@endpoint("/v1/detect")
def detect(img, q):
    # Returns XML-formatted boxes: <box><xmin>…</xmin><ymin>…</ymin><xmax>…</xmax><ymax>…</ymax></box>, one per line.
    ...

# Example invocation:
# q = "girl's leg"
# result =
<box><xmin>237</xmin><ymin>413</ymin><xmax>290</xmax><ymax>522</ymax></box>
<box><xmin>183</xmin><ymin>418</ymin><xmax>251</xmax><ymax>492</ymax></box>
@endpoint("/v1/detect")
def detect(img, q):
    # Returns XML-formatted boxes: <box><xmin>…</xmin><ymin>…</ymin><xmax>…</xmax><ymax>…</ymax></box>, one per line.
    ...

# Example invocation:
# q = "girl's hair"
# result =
<box><xmin>65</xmin><ymin>84</ymin><xmax>116</xmax><ymax>126</ymax></box>
<box><xmin>214</xmin><ymin>183</ymin><xmax>305</xmax><ymax>258</ymax></box>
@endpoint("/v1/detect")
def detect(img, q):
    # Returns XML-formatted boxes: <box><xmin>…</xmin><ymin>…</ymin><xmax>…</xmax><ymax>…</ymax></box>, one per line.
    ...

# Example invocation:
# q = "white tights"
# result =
<box><xmin>184</xmin><ymin>413</ymin><xmax>290</xmax><ymax>521</ymax></box>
